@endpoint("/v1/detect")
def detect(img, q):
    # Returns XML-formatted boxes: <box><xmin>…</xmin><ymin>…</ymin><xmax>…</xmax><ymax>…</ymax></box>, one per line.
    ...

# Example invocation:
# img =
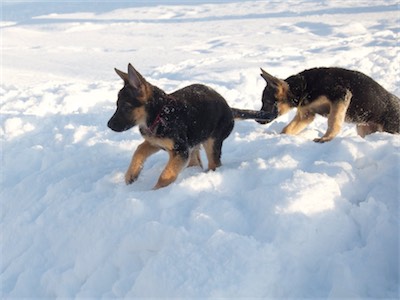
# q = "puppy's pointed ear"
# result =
<box><xmin>261</xmin><ymin>68</ymin><xmax>290</xmax><ymax>101</ymax></box>
<box><xmin>260</xmin><ymin>68</ymin><xmax>282</xmax><ymax>88</ymax></box>
<box><xmin>127</xmin><ymin>63</ymin><xmax>147</xmax><ymax>89</ymax></box>
<box><xmin>115</xmin><ymin>68</ymin><xmax>128</xmax><ymax>83</ymax></box>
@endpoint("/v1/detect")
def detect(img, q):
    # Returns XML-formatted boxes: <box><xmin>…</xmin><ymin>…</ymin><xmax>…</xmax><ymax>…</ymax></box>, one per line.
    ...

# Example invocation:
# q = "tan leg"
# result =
<box><xmin>314</xmin><ymin>92</ymin><xmax>351</xmax><ymax>143</ymax></box>
<box><xmin>187</xmin><ymin>146</ymin><xmax>203</xmax><ymax>168</ymax></box>
<box><xmin>154</xmin><ymin>151</ymin><xmax>188</xmax><ymax>189</ymax></box>
<box><xmin>282</xmin><ymin>109</ymin><xmax>316</xmax><ymax>135</ymax></box>
<box><xmin>356</xmin><ymin>123</ymin><xmax>383</xmax><ymax>138</ymax></box>
<box><xmin>203</xmin><ymin>138</ymin><xmax>220</xmax><ymax>171</ymax></box>
<box><xmin>125</xmin><ymin>140</ymin><xmax>160</xmax><ymax>184</ymax></box>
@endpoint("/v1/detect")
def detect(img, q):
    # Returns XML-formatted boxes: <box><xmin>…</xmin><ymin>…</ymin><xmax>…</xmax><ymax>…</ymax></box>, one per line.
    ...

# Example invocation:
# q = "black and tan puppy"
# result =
<box><xmin>259</xmin><ymin>67</ymin><xmax>400</xmax><ymax>142</ymax></box>
<box><xmin>108</xmin><ymin>64</ymin><xmax>269</xmax><ymax>189</ymax></box>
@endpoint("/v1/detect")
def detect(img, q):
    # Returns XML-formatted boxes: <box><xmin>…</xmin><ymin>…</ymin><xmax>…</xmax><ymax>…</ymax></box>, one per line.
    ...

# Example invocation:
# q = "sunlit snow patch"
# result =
<box><xmin>2</xmin><ymin>117</ymin><xmax>35</xmax><ymax>140</ymax></box>
<box><xmin>276</xmin><ymin>170</ymin><xmax>339</xmax><ymax>215</ymax></box>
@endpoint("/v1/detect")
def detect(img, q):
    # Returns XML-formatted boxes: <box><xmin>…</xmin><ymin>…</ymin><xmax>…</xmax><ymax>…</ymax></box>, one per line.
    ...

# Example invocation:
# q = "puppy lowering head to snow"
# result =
<box><xmin>107</xmin><ymin>64</ymin><xmax>235</xmax><ymax>189</ymax></box>
<box><xmin>259</xmin><ymin>67</ymin><xmax>400</xmax><ymax>142</ymax></box>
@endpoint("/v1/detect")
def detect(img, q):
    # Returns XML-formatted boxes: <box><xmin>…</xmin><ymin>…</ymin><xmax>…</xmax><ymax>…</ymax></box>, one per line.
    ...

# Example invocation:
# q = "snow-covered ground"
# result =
<box><xmin>1</xmin><ymin>0</ymin><xmax>399</xmax><ymax>298</ymax></box>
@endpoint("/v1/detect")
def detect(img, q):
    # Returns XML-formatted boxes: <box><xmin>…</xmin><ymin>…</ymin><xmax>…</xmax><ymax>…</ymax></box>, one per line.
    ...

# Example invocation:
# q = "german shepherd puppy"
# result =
<box><xmin>108</xmin><ymin>64</ymin><xmax>272</xmax><ymax>189</ymax></box>
<box><xmin>259</xmin><ymin>67</ymin><xmax>400</xmax><ymax>142</ymax></box>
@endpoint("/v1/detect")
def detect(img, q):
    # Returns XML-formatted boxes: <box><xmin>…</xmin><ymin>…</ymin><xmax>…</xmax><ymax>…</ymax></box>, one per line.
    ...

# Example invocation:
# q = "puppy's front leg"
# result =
<box><xmin>314</xmin><ymin>91</ymin><xmax>351</xmax><ymax>143</ymax></box>
<box><xmin>313</xmin><ymin>105</ymin><xmax>345</xmax><ymax>143</ymax></box>
<box><xmin>125</xmin><ymin>140</ymin><xmax>160</xmax><ymax>184</ymax></box>
<box><xmin>154</xmin><ymin>149</ymin><xmax>188</xmax><ymax>189</ymax></box>
<box><xmin>282</xmin><ymin>109</ymin><xmax>315</xmax><ymax>135</ymax></box>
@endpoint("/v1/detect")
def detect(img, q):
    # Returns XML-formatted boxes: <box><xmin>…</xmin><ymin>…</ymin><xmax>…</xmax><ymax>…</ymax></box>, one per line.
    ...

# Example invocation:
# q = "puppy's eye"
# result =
<box><xmin>122</xmin><ymin>103</ymin><xmax>133</xmax><ymax>109</ymax></box>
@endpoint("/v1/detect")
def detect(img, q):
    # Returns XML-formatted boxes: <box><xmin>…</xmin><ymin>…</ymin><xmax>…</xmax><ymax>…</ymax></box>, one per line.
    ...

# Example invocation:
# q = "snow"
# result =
<box><xmin>1</xmin><ymin>0</ymin><xmax>399</xmax><ymax>298</ymax></box>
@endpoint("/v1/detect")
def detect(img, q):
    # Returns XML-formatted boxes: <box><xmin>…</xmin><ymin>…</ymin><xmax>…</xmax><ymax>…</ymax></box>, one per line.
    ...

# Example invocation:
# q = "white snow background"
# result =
<box><xmin>1</xmin><ymin>0</ymin><xmax>399</xmax><ymax>298</ymax></box>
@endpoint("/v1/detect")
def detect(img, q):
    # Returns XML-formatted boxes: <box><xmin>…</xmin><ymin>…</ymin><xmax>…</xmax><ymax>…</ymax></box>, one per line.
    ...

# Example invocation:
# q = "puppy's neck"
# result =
<box><xmin>147</xmin><ymin>86</ymin><xmax>175</xmax><ymax>110</ymax></box>
<box><xmin>142</xmin><ymin>87</ymin><xmax>176</xmax><ymax>129</ymax></box>
<box><xmin>285</xmin><ymin>75</ymin><xmax>308</xmax><ymax>107</ymax></box>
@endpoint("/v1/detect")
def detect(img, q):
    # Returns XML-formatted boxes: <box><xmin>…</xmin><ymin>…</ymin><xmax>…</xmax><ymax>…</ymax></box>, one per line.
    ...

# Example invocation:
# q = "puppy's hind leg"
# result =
<box><xmin>203</xmin><ymin>138</ymin><xmax>220</xmax><ymax>171</ymax></box>
<box><xmin>314</xmin><ymin>90</ymin><xmax>352</xmax><ymax>143</ymax></box>
<box><xmin>356</xmin><ymin>123</ymin><xmax>383</xmax><ymax>138</ymax></box>
<box><xmin>187</xmin><ymin>146</ymin><xmax>203</xmax><ymax>168</ymax></box>
<box><xmin>203</xmin><ymin>116</ymin><xmax>233</xmax><ymax>171</ymax></box>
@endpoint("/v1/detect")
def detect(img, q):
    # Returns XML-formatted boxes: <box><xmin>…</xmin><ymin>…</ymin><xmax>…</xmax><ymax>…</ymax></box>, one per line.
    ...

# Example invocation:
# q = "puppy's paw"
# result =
<box><xmin>313</xmin><ymin>137</ymin><xmax>332</xmax><ymax>143</ymax></box>
<box><xmin>125</xmin><ymin>171</ymin><xmax>138</xmax><ymax>185</ymax></box>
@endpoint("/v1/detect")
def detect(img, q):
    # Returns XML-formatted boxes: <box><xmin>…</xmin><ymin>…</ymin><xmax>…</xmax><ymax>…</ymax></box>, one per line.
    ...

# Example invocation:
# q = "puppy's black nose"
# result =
<box><xmin>107</xmin><ymin>118</ymin><xmax>120</xmax><ymax>131</ymax></box>
<box><xmin>107</xmin><ymin>119</ymin><xmax>114</xmax><ymax>129</ymax></box>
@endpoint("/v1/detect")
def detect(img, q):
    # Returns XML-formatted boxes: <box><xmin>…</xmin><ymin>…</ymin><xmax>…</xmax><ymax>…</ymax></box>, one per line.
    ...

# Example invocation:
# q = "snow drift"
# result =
<box><xmin>1</xmin><ymin>0</ymin><xmax>399</xmax><ymax>298</ymax></box>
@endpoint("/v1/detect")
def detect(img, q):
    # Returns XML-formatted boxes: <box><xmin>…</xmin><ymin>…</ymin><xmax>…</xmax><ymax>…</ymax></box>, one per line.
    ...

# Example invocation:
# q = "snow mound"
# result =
<box><xmin>1</xmin><ymin>0</ymin><xmax>399</xmax><ymax>298</ymax></box>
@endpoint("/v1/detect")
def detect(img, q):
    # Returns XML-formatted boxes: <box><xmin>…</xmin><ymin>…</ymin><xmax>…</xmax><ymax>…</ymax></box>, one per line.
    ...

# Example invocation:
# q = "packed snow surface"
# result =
<box><xmin>1</xmin><ymin>0</ymin><xmax>399</xmax><ymax>298</ymax></box>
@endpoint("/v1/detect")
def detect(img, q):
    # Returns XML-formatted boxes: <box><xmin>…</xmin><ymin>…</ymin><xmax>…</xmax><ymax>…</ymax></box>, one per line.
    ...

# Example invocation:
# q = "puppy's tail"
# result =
<box><xmin>231</xmin><ymin>107</ymin><xmax>274</xmax><ymax>124</ymax></box>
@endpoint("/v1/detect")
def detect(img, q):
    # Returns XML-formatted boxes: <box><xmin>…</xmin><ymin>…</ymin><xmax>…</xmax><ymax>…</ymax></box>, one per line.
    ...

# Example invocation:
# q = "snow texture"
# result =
<box><xmin>1</xmin><ymin>0</ymin><xmax>399</xmax><ymax>298</ymax></box>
